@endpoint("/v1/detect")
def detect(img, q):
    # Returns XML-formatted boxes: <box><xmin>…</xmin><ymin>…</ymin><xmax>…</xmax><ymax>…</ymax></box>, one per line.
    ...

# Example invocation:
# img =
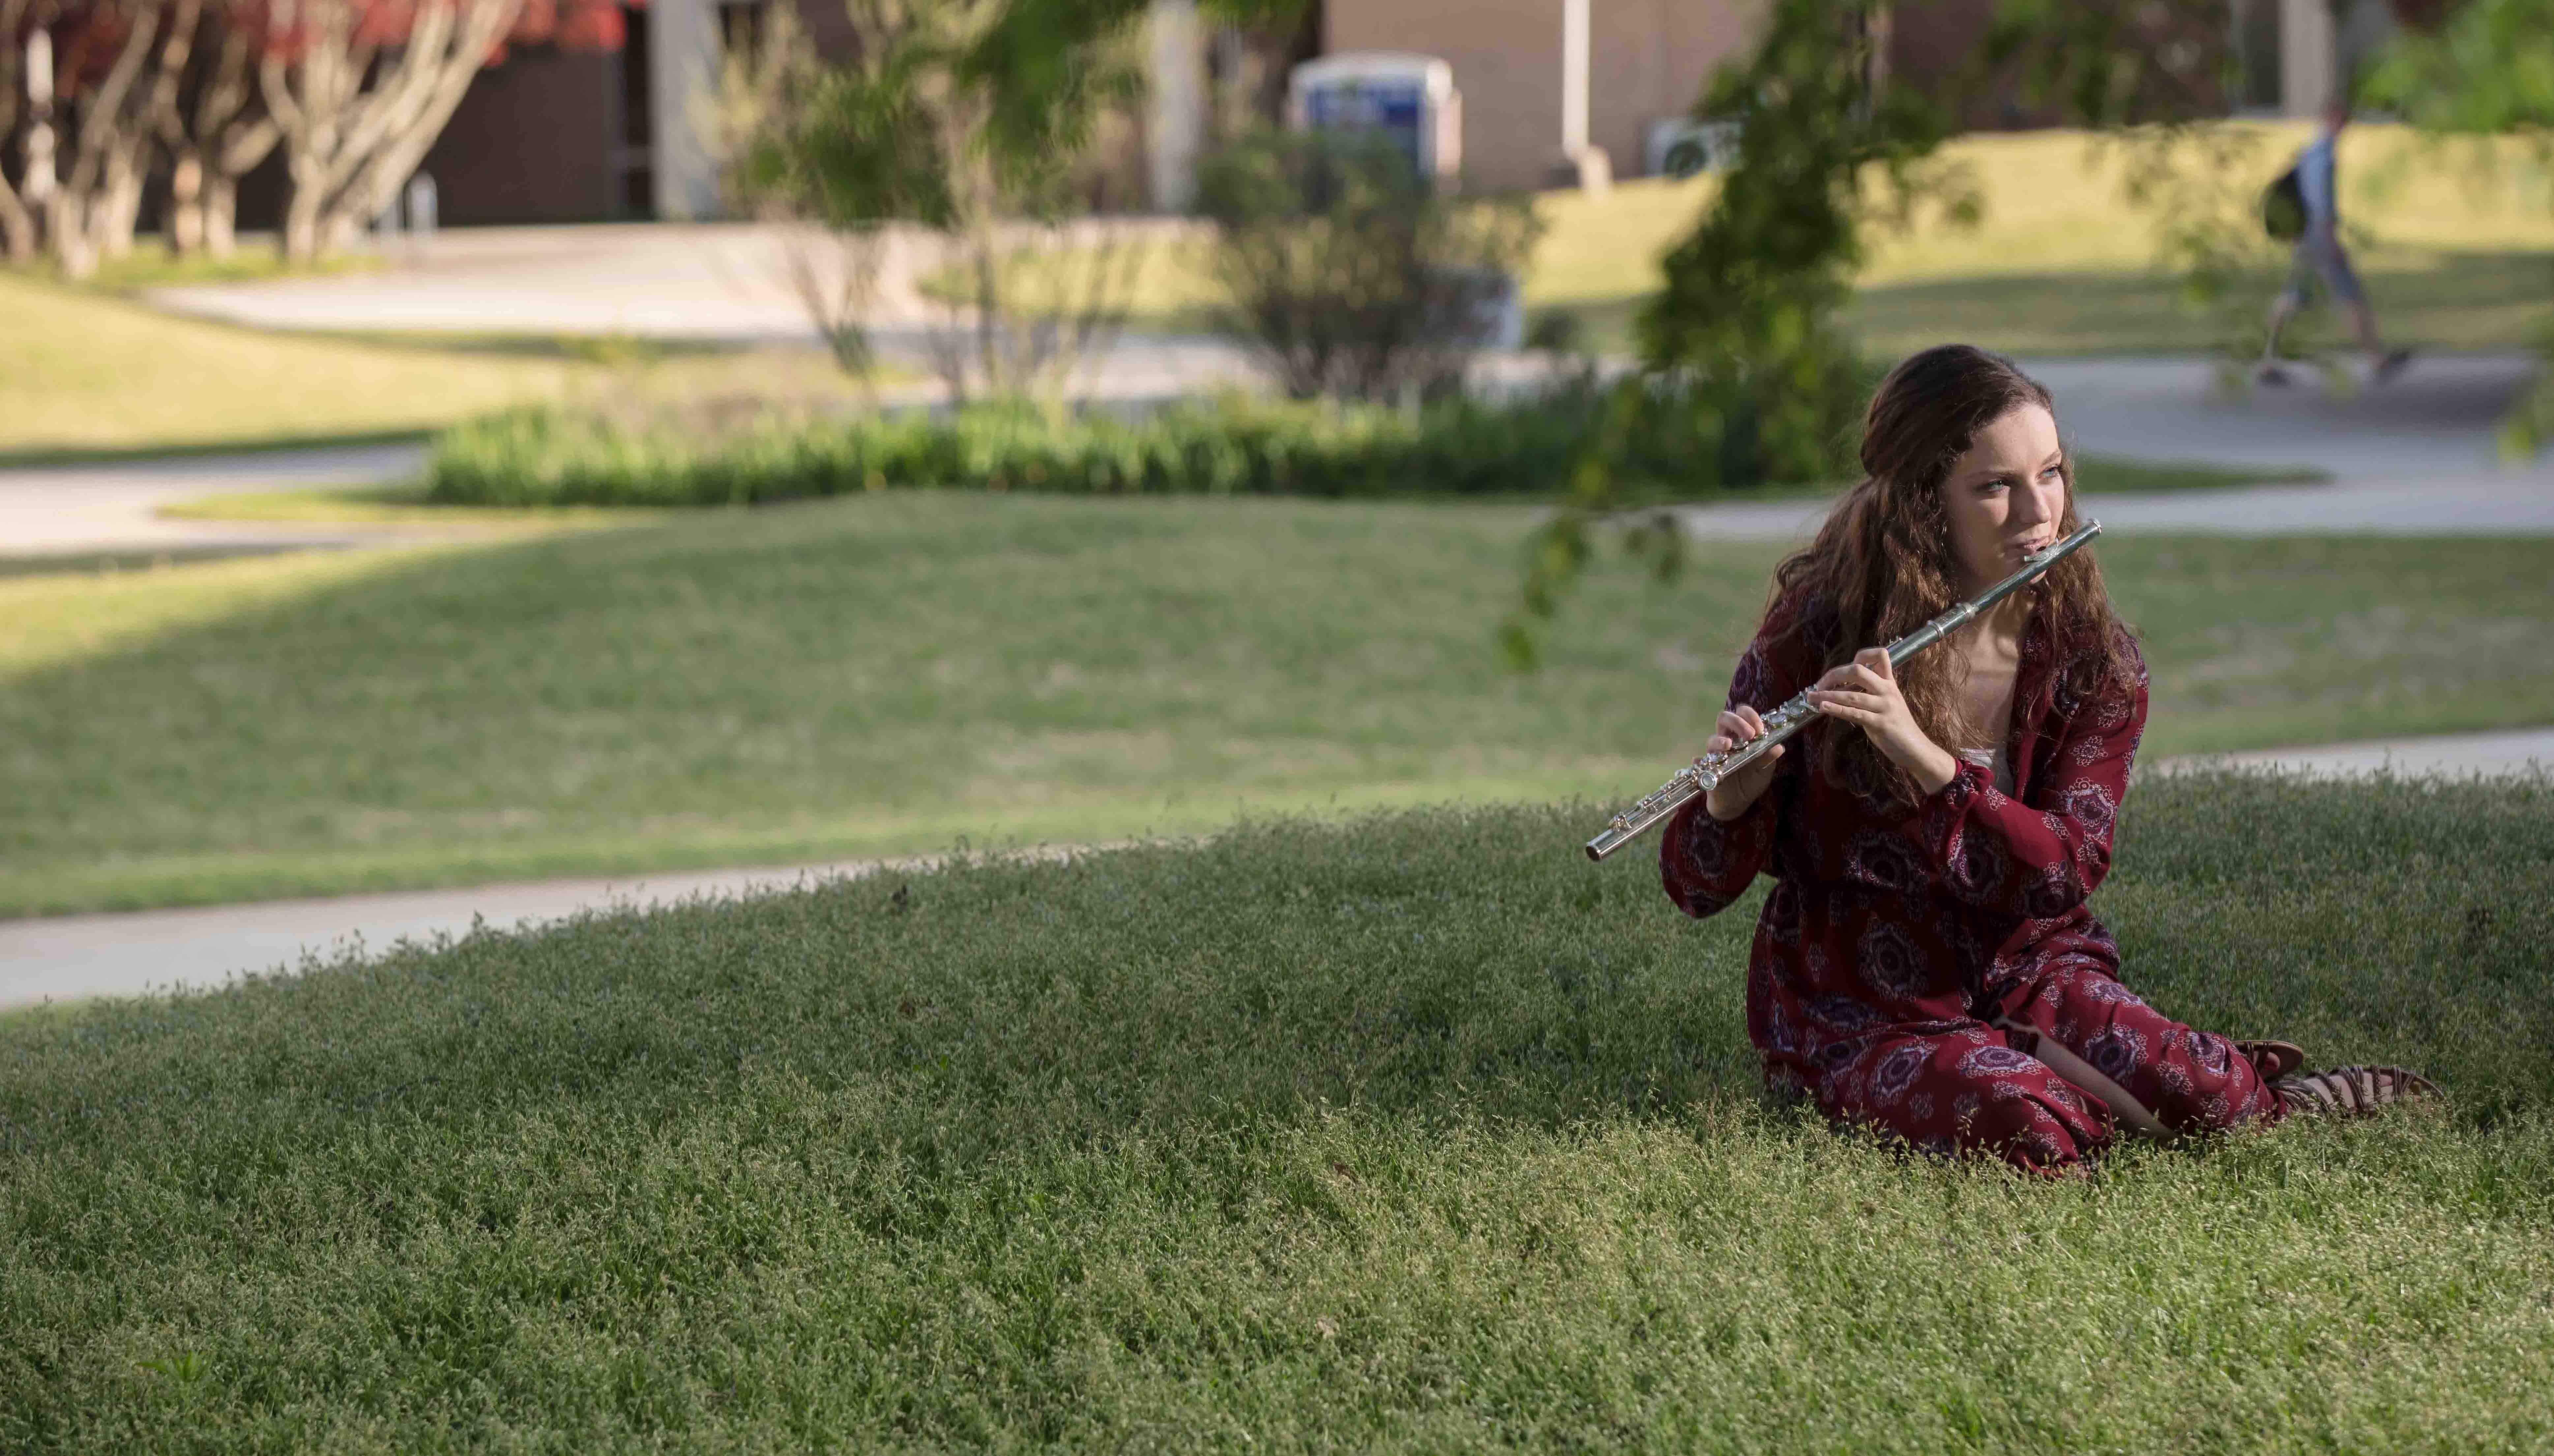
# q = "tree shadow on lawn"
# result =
<box><xmin>3</xmin><ymin>781</ymin><xmax>2548</xmax><ymax>1173</ymax></box>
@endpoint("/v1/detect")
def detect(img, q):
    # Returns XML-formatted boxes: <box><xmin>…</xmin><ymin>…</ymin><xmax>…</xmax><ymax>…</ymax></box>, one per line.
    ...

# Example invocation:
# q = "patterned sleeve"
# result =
<box><xmin>1916</xmin><ymin>636</ymin><xmax>2147</xmax><ymax>920</ymax></box>
<box><xmin>1659</xmin><ymin>616</ymin><xmax>1812</xmax><ymax>919</ymax></box>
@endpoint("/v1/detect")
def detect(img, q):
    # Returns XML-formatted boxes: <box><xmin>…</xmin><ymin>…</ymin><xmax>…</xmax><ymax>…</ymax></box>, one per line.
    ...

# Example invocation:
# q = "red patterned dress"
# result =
<box><xmin>1659</xmin><ymin>593</ymin><xmax>2284</xmax><ymax>1171</ymax></box>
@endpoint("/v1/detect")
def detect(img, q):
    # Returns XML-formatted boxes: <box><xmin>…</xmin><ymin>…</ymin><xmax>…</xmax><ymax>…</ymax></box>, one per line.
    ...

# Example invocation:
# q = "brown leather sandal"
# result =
<box><xmin>2235</xmin><ymin>1040</ymin><xmax>2305</xmax><ymax>1081</ymax></box>
<box><xmin>2272</xmin><ymin>1064</ymin><xmax>2441</xmax><ymax>1117</ymax></box>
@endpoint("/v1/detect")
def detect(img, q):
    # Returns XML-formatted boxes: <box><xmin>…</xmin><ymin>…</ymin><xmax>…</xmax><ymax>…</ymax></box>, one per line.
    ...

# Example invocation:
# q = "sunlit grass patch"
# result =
<box><xmin>0</xmin><ymin>544</ymin><xmax>456</xmax><ymax>679</ymax></box>
<box><xmin>0</xmin><ymin>274</ymin><xmax>572</xmax><ymax>458</ymax></box>
<box><xmin>0</xmin><ymin>272</ymin><xmax>914</xmax><ymax>460</ymax></box>
<box><xmin>157</xmin><ymin>485</ymin><xmax>660</xmax><ymax>529</ymax></box>
<box><xmin>1069</xmin><ymin>125</ymin><xmax>2554</xmax><ymax>361</ymax></box>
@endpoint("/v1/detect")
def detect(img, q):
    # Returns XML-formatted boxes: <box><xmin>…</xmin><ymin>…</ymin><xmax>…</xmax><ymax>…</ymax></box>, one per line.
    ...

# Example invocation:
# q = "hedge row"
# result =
<box><xmin>423</xmin><ymin>386</ymin><xmax>1739</xmax><ymax>507</ymax></box>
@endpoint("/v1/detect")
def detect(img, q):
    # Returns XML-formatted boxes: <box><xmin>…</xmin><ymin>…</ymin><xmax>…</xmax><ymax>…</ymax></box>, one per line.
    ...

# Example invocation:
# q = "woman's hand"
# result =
<box><xmin>1702</xmin><ymin>705</ymin><xmax>1786</xmax><ymax>821</ymax></box>
<box><xmin>1807</xmin><ymin>649</ymin><xmax>1960</xmax><ymax>794</ymax></box>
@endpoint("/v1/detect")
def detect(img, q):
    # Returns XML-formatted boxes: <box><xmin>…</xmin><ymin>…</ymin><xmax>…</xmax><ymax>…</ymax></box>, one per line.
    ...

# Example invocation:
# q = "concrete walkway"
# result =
<box><xmin>1675</xmin><ymin>468</ymin><xmax>2554</xmax><ymax>541</ymax></box>
<box><xmin>1679</xmin><ymin>352</ymin><xmax>2554</xmax><ymax>541</ymax></box>
<box><xmin>0</xmin><ymin>443</ymin><xmax>428</xmax><ymax>558</ymax></box>
<box><xmin>0</xmin><ymin>858</ymin><xmax>925</xmax><ymax>1012</ymax></box>
<box><xmin>148</xmin><ymin>222</ymin><xmax>950</xmax><ymax>340</ymax></box>
<box><xmin>9</xmin><ymin>352</ymin><xmax>2548</xmax><ymax>559</ymax></box>
<box><xmin>3</xmin><ymin>729</ymin><xmax>2544</xmax><ymax>1013</ymax></box>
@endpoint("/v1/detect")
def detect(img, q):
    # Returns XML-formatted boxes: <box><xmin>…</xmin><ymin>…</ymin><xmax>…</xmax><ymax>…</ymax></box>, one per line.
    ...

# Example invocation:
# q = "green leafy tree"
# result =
<box><xmin>1508</xmin><ymin>0</ymin><xmax>1969</xmax><ymax>664</ymax></box>
<box><xmin>1507</xmin><ymin>0</ymin><xmax>2273</xmax><ymax>664</ymax></box>
<box><xmin>728</xmin><ymin>0</ymin><xmax>1302</xmax><ymax>404</ymax></box>
<box><xmin>729</xmin><ymin>0</ymin><xmax>1148</xmax><ymax>403</ymax></box>
<box><xmin>2364</xmin><ymin>0</ymin><xmax>2554</xmax><ymax>452</ymax></box>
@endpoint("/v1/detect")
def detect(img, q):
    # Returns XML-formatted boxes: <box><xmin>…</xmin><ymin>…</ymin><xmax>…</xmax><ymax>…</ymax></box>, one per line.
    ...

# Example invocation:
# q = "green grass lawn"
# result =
<box><xmin>0</xmin><ymin>273</ymin><xmax>571</xmax><ymax>458</ymax></box>
<box><xmin>0</xmin><ymin>272</ymin><xmax>909</xmax><ymax>461</ymax></box>
<box><xmin>1</xmin><ymin>495</ymin><xmax>2548</xmax><ymax>917</ymax></box>
<box><xmin>1087</xmin><ymin>124</ymin><xmax>2554</xmax><ymax>359</ymax></box>
<box><xmin>3</xmin><ymin>784</ymin><xmax>2549</xmax><ymax>1448</ymax></box>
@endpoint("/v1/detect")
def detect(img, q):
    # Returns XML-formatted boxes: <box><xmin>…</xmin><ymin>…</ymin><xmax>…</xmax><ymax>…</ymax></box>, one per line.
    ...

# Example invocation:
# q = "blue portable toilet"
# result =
<box><xmin>1284</xmin><ymin>53</ymin><xmax>1463</xmax><ymax>186</ymax></box>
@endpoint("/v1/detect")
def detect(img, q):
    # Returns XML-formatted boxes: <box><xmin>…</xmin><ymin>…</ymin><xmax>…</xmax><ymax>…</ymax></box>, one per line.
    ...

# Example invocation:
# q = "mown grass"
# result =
<box><xmin>1089</xmin><ymin>124</ymin><xmax>2554</xmax><ymax>358</ymax></box>
<box><xmin>154</xmin><ymin>486</ymin><xmax>658</xmax><ymax>528</ymax></box>
<box><xmin>0</xmin><ymin>273</ymin><xmax>570</xmax><ymax>458</ymax></box>
<box><xmin>1551</xmin><ymin>125</ymin><xmax>2554</xmax><ymax>359</ymax></box>
<box><xmin>3</xmin><ymin>784</ymin><xmax>2550</xmax><ymax>1449</ymax></box>
<box><xmin>1</xmin><ymin>495</ymin><xmax>2549</xmax><ymax>916</ymax></box>
<box><xmin>0</xmin><ymin>272</ymin><xmax>909</xmax><ymax>460</ymax></box>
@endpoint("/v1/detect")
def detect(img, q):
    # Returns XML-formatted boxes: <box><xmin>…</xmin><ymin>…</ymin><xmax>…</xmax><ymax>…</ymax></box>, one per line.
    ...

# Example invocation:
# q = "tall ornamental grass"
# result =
<box><xmin>4</xmin><ymin>777</ymin><xmax>2550</xmax><ymax>1448</ymax></box>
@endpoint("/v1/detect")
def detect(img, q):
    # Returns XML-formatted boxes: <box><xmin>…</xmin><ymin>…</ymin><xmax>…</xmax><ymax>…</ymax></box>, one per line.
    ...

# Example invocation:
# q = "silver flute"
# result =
<box><xmin>1582</xmin><ymin>518</ymin><xmax>2103</xmax><ymax>862</ymax></box>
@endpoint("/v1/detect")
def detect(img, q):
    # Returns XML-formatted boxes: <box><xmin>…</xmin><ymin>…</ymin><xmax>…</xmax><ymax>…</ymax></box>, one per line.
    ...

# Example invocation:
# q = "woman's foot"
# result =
<box><xmin>2273</xmin><ymin>1064</ymin><xmax>2440</xmax><ymax>1116</ymax></box>
<box><xmin>2235</xmin><ymin>1039</ymin><xmax>2305</xmax><ymax>1081</ymax></box>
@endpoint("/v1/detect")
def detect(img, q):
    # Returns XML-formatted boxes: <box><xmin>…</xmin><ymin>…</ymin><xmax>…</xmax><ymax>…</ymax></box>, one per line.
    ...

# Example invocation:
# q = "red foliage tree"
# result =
<box><xmin>250</xmin><ymin>0</ymin><xmax>637</xmax><ymax>261</ymax></box>
<box><xmin>3</xmin><ymin>0</ymin><xmax>632</xmax><ymax>271</ymax></box>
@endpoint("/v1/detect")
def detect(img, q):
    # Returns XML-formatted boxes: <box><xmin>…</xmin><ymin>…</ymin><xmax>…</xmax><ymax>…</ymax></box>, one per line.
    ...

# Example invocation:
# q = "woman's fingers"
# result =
<box><xmin>1820</xmin><ymin>664</ymin><xmax>1888</xmax><ymax>696</ymax></box>
<box><xmin>1811</xmin><ymin>689</ymin><xmax>1886</xmax><ymax>714</ymax></box>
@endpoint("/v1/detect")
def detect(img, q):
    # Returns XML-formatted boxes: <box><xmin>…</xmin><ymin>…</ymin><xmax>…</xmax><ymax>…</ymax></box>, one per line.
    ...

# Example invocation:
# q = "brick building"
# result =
<box><xmin>253</xmin><ymin>0</ymin><xmax>2403</xmax><ymax>231</ymax></box>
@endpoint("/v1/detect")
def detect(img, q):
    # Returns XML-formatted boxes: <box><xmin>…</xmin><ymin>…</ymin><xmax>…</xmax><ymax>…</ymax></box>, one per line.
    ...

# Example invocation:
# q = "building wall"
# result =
<box><xmin>1322</xmin><ymin>0</ymin><xmax>1763</xmax><ymax>192</ymax></box>
<box><xmin>419</xmin><ymin>48</ymin><xmax>623</xmax><ymax>225</ymax></box>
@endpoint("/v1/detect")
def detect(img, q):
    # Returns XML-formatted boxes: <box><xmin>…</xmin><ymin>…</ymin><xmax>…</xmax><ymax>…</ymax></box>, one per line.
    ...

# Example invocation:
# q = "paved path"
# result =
<box><xmin>3</xmin><ymin>729</ymin><xmax>2544</xmax><ymax>1013</ymax></box>
<box><xmin>70</xmin><ymin>221</ymin><xmax>2554</xmax><ymax>550</ymax></box>
<box><xmin>0</xmin><ymin>443</ymin><xmax>428</xmax><ymax>558</ymax></box>
<box><xmin>148</xmin><ymin>222</ymin><xmax>956</xmax><ymax>340</ymax></box>
<box><xmin>1</xmin><ymin>859</ymin><xmax>924</xmax><ymax>1012</ymax></box>
<box><xmin>1679</xmin><ymin>353</ymin><xmax>2554</xmax><ymax>542</ymax></box>
<box><xmin>10</xmin><ymin>352</ymin><xmax>2548</xmax><ymax>558</ymax></box>
<box><xmin>1675</xmin><ymin>469</ymin><xmax>2554</xmax><ymax>541</ymax></box>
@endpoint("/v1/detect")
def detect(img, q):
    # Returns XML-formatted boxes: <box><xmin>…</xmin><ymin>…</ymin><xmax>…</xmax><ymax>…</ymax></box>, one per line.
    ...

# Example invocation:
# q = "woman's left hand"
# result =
<box><xmin>1808</xmin><ymin>649</ymin><xmax>1958</xmax><ymax>791</ymax></box>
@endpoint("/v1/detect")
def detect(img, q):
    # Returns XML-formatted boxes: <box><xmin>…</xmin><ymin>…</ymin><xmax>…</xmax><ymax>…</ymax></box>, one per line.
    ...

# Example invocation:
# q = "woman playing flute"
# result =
<box><xmin>1661</xmin><ymin>344</ymin><xmax>2434</xmax><ymax>1173</ymax></box>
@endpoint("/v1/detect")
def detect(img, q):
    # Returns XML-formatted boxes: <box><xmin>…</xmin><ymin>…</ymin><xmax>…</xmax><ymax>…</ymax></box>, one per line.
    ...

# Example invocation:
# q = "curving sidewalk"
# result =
<box><xmin>8</xmin><ymin>351</ymin><xmax>2546</xmax><ymax>558</ymax></box>
<box><xmin>0</xmin><ymin>443</ymin><xmax>430</xmax><ymax>558</ymax></box>
<box><xmin>1678</xmin><ymin>352</ymin><xmax>2554</xmax><ymax>541</ymax></box>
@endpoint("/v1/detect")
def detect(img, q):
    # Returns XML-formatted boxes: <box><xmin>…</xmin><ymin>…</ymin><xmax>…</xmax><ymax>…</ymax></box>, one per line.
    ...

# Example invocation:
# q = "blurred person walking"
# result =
<box><xmin>2257</xmin><ymin>97</ymin><xmax>2413</xmax><ymax>386</ymax></box>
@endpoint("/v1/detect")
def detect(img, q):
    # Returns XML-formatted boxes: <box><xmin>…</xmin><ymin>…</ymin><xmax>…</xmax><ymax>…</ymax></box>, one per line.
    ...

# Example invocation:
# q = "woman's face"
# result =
<box><xmin>1939</xmin><ymin>402</ymin><xmax>2067</xmax><ymax>593</ymax></box>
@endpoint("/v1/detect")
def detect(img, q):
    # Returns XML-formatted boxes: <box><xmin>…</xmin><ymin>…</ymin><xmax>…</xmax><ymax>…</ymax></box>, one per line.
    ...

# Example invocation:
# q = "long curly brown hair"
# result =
<box><xmin>1767</xmin><ymin>345</ymin><xmax>2136</xmax><ymax>805</ymax></box>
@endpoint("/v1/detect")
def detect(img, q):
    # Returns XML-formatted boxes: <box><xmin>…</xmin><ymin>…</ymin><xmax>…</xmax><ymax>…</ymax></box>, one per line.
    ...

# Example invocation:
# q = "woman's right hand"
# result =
<box><xmin>1702</xmin><ymin>705</ymin><xmax>1786</xmax><ymax>821</ymax></box>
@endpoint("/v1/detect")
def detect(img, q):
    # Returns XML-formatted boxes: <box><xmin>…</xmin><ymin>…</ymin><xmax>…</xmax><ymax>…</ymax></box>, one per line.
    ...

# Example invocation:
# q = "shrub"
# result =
<box><xmin>423</xmin><ymin>382</ymin><xmax>1776</xmax><ymax>508</ymax></box>
<box><xmin>1193</xmin><ymin>127</ymin><xmax>1545</xmax><ymax>403</ymax></box>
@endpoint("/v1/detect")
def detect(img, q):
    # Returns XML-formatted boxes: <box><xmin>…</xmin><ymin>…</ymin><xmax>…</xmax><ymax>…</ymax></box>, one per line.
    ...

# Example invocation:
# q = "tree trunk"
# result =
<box><xmin>0</xmin><ymin>190</ymin><xmax>32</xmax><ymax>265</ymax></box>
<box><xmin>42</xmin><ymin>0</ymin><xmax>171</xmax><ymax>277</ymax></box>
<box><xmin>281</xmin><ymin>167</ymin><xmax>326</xmax><ymax>265</ymax></box>
<box><xmin>267</xmin><ymin>0</ymin><xmax>523</xmax><ymax>266</ymax></box>
<box><xmin>169</xmin><ymin>154</ymin><xmax>206</xmax><ymax>255</ymax></box>
<box><xmin>204</xmin><ymin>174</ymin><xmax>238</xmax><ymax>258</ymax></box>
<box><xmin>46</xmin><ymin>192</ymin><xmax>98</xmax><ymax>279</ymax></box>
<box><xmin>165</xmin><ymin>22</ymin><xmax>271</xmax><ymax>262</ymax></box>
<box><xmin>96</xmin><ymin>151</ymin><xmax>149</xmax><ymax>261</ymax></box>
